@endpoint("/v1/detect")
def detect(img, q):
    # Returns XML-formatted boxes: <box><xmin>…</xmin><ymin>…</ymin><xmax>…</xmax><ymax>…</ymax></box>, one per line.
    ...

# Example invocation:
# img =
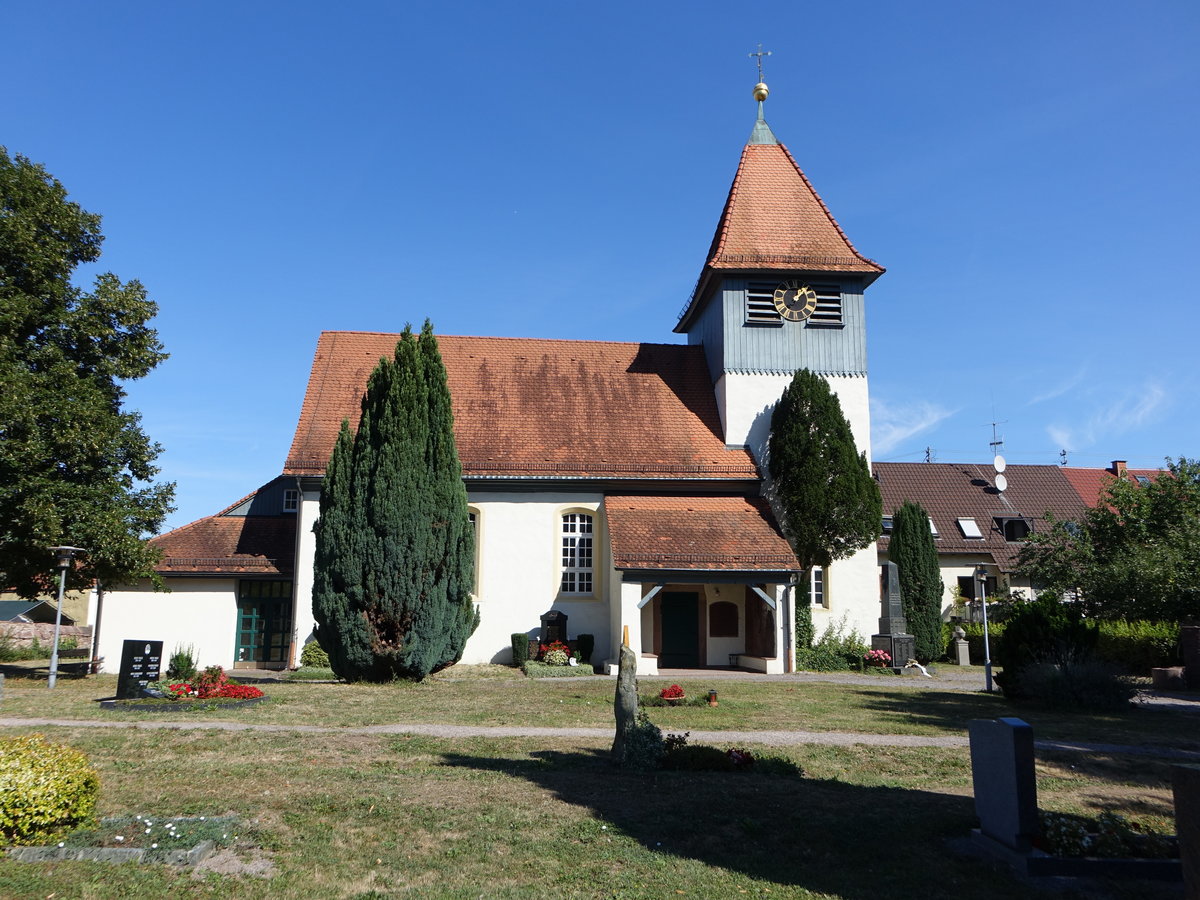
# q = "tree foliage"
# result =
<box><xmin>768</xmin><ymin>368</ymin><xmax>881</xmax><ymax>572</ymax></box>
<box><xmin>1016</xmin><ymin>458</ymin><xmax>1200</xmax><ymax>620</ymax></box>
<box><xmin>888</xmin><ymin>500</ymin><xmax>944</xmax><ymax>662</ymax></box>
<box><xmin>0</xmin><ymin>147</ymin><xmax>173</xmax><ymax>597</ymax></box>
<box><xmin>312</xmin><ymin>320</ymin><xmax>479</xmax><ymax>681</ymax></box>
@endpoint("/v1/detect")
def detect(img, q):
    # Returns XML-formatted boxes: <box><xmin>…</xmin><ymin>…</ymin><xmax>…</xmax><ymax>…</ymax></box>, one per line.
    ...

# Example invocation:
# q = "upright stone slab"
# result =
<box><xmin>1183</xmin><ymin>626</ymin><xmax>1200</xmax><ymax>690</ymax></box>
<box><xmin>116</xmin><ymin>640</ymin><xmax>163</xmax><ymax>700</ymax></box>
<box><xmin>872</xmin><ymin>561</ymin><xmax>915</xmax><ymax>667</ymax></box>
<box><xmin>611</xmin><ymin>643</ymin><xmax>638</xmax><ymax>763</ymax></box>
<box><xmin>969</xmin><ymin>717</ymin><xmax>1038</xmax><ymax>852</ymax></box>
<box><xmin>1173</xmin><ymin>764</ymin><xmax>1200</xmax><ymax>899</ymax></box>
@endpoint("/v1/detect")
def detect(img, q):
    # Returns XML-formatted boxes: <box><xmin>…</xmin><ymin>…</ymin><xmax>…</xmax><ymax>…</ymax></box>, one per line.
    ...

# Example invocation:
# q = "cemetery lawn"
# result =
<box><xmin>0</xmin><ymin>727</ymin><xmax>1179</xmax><ymax>900</ymax></box>
<box><xmin>1</xmin><ymin>666</ymin><xmax>1197</xmax><ymax>752</ymax></box>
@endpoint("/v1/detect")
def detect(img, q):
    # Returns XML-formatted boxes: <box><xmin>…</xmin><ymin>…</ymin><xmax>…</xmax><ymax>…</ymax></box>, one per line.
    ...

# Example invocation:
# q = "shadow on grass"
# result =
<box><xmin>849</xmin><ymin>688</ymin><xmax>1200</xmax><ymax>754</ymax></box>
<box><xmin>438</xmin><ymin>747</ymin><xmax>1043</xmax><ymax>900</ymax></box>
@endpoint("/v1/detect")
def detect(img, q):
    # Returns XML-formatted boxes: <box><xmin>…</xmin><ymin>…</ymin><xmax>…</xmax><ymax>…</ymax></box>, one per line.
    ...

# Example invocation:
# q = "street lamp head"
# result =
<box><xmin>50</xmin><ymin>546</ymin><xmax>87</xmax><ymax>569</ymax></box>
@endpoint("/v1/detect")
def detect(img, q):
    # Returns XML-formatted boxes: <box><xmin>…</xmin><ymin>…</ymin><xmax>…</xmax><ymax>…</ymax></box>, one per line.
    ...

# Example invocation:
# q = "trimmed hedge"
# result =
<box><xmin>0</xmin><ymin>734</ymin><xmax>100</xmax><ymax>845</ymax></box>
<box><xmin>511</xmin><ymin>633</ymin><xmax>530</xmax><ymax>667</ymax></box>
<box><xmin>947</xmin><ymin>619</ymin><xmax>1178</xmax><ymax>673</ymax></box>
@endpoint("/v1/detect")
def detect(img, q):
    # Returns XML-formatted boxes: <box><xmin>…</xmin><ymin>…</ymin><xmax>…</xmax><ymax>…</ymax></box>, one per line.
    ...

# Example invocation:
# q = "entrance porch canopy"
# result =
<box><xmin>604</xmin><ymin>496</ymin><xmax>801</xmax><ymax>674</ymax></box>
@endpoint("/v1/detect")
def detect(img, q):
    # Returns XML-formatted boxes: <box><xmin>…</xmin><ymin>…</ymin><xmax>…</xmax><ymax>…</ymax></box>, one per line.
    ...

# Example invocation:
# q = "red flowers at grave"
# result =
<box><xmin>660</xmin><ymin>684</ymin><xmax>685</xmax><ymax>700</ymax></box>
<box><xmin>726</xmin><ymin>748</ymin><xmax>754</xmax><ymax>769</ymax></box>
<box><xmin>864</xmin><ymin>649</ymin><xmax>892</xmax><ymax>668</ymax></box>
<box><xmin>160</xmin><ymin>666</ymin><xmax>264</xmax><ymax>701</ymax></box>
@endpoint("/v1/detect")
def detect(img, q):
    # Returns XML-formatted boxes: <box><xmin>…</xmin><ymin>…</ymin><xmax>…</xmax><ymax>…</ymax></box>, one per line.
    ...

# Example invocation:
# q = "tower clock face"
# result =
<box><xmin>772</xmin><ymin>281</ymin><xmax>818</xmax><ymax>321</ymax></box>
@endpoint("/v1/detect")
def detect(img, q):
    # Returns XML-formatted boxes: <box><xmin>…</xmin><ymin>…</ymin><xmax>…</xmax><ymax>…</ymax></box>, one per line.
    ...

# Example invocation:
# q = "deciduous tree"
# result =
<box><xmin>0</xmin><ymin>147</ymin><xmax>173</xmax><ymax>597</ymax></box>
<box><xmin>312</xmin><ymin>321</ymin><xmax>478</xmax><ymax>680</ymax></box>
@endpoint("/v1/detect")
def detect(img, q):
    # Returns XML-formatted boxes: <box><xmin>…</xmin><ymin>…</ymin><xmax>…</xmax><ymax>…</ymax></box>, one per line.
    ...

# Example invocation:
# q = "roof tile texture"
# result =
<box><xmin>285</xmin><ymin>333</ymin><xmax>758</xmax><ymax>480</ymax></box>
<box><xmin>150</xmin><ymin>514</ymin><xmax>296</xmax><ymax>576</ymax></box>
<box><xmin>873</xmin><ymin>462</ymin><xmax>1090</xmax><ymax>573</ymax></box>
<box><xmin>704</xmin><ymin>143</ymin><xmax>884</xmax><ymax>274</ymax></box>
<box><xmin>605</xmin><ymin>495</ymin><xmax>799</xmax><ymax>571</ymax></box>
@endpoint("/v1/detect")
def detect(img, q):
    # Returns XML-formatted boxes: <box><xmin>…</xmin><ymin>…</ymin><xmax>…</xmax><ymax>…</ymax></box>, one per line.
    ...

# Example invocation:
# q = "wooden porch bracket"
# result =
<box><xmin>637</xmin><ymin>584</ymin><xmax>666</xmax><ymax>609</ymax></box>
<box><xmin>750</xmin><ymin>585</ymin><xmax>776</xmax><ymax>610</ymax></box>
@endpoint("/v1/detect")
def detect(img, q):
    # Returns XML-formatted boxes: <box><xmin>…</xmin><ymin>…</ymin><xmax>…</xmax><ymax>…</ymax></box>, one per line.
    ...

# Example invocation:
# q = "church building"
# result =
<box><xmin>91</xmin><ymin>81</ymin><xmax>887</xmax><ymax>675</ymax></box>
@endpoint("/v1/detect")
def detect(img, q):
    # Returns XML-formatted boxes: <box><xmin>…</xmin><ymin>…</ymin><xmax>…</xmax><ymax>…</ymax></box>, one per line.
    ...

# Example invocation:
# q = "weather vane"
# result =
<box><xmin>749</xmin><ymin>43</ymin><xmax>772</xmax><ymax>81</ymax></box>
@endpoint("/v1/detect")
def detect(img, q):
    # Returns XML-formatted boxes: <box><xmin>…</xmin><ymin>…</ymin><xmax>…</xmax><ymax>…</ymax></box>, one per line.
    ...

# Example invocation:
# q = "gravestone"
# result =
<box><xmin>611</xmin><ymin>643</ymin><xmax>638</xmax><ymax>763</ymax></box>
<box><xmin>1183</xmin><ymin>626</ymin><xmax>1200</xmax><ymax>690</ymax></box>
<box><xmin>116</xmin><ymin>640</ymin><xmax>163</xmax><ymax>700</ymax></box>
<box><xmin>1173</xmin><ymin>764</ymin><xmax>1200</xmax><ymax>899</ymax></box>
<box><xmin>871</xmin><ymin>562</ymin><xmax>915</xmax><ymax>668</ymax></box>
<box><xmin>969</xmin><ymin>717</ymin><xmax>1038</xmax><ymax>852</ymax></box>
<box><xmin>540</xmin><ymin>610</ymin><xmax>568</xmax><ymax>645</ymax></box>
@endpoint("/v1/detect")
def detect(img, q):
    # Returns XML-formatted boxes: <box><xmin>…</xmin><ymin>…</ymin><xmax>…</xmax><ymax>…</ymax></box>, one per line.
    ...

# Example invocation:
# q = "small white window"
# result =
<box><xmin>810</xmin><ymin>567</ymin><xmax>826</xmax><ymax>607</ymax></box>
<box><xmin>957</xmin><ymin>517</ymin><xmax>983</xmax><ymax>539</ymax></box>
<box><xmin>561</xmin><ymin>513</ymin><xmax>593</xmax><ymax>594</ymax></box>
<box><xmin>929</xmin><ymin>518</ymin><xmax>940</xmax><ymax>539</ymax></box>
<box><xmin>468</xmin><ymin>510</ymin><xmax>479</xmax><ymax>595</ymax></box>
<box><xmin>283</xmin><ymin>489</ymin><xmax>299</xmax><ymax>513</ymax></box>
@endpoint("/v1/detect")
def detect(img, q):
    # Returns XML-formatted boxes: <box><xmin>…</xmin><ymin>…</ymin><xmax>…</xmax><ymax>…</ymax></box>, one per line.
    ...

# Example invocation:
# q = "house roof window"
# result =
<box><xmin>957</xmin><ymin>517</ymin><xmax>983</xmax><ymax>539</ymax></box>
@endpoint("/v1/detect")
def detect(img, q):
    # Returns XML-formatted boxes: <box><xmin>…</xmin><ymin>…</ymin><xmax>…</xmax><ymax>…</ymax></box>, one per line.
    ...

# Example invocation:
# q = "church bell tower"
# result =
<box><xmin>674</xmin><ymin>76</ymin><xmax>885</xmax><ymax>465</ymax></box>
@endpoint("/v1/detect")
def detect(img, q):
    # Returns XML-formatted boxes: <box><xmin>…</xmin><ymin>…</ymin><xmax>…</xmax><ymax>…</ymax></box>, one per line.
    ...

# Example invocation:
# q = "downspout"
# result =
<box><xmin>782</xmin><ymin>580</ymin><xmax>794</xmax><ymax>674</ymax></box>
<box><xmin>286</xmin><ymin>474</ymin><xmax>304</xmax><ymax>670</ymax></box>
<box><xmin>91</xmin><ymin>580</ymin><xmax>104</xmax><ymax>674</ymax></box>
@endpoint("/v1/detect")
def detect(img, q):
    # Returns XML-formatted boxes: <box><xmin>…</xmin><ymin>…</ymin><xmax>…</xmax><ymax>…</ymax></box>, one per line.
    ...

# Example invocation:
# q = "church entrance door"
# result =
<box><xmin>659</xmin><ymin>592</ymin><xmax>700</xmax><ymax>668</ymax></box>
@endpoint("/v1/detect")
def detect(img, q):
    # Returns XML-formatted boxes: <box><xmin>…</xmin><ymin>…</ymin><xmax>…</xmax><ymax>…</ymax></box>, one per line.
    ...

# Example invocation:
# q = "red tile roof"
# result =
<box><xmin>1059</xmin><ymin>466</ymin><xmax>1161</xmax><ymax>507</ymax></box>
<box><xmin>605</xmin><ymin>495</ymin><xmax>799</xmax><ymax>572</ymax></box>
<box><xmin>702</xmin><ymin>144</ymin><xmax>884</xmax><ymax>276</ymax></box>
<box><xmin>285</xmin><ymin>333</ymin><xmax>759</xmax><ymax>481</ymax></box>
<box><xmin>873</xmin><ymin>462</ymin><xmax>1090</xmax><ymax>572</ymax></box>
<box><xmin>150</xmin><ymin>499</ymin><xmax>296</xmax><ymax>576</ymax></box>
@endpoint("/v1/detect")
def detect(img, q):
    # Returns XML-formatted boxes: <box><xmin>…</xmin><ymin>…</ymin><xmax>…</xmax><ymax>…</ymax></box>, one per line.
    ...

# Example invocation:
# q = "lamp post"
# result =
<box><xmin>47</xmin><ymin>546</ymin><xmax>86</xmax><ymax>689</ymax></box>
<box><xmin>977</xmin><ymin>565</ymin><xmax>993</xmax><ymax>693</ymax></box>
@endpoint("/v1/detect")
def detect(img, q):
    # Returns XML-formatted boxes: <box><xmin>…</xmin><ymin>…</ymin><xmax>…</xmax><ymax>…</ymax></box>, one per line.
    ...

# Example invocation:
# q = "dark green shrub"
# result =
<box><xmin>0</xmin><ymin>734</ymin><xmax>100</xmax><ymax>845</ymax></box>
<box><xmin>299</xmin><ymin>640</ymin><xmax>330</xmax><ymax>669</ymax></box>
<box><xmin>576</xmin><ymin>633</ymin><xmax>594</xmax><ymax>665</ymax></box>
<box><xmin>521</xmin><ymin>660</ymin><xmax>593</xmax><ymax>678</ymax></box>
<box><xmin>166</xmin><ymin>644</ymin><xmax>198</xmax><ymax>681</ymax></box>
<box><xmin>1095</xmin><ymin>620</ymin><xmax>1180</xmax><ymax>673</ymax></box>
<box><xmin>511</xmin><ymin>633</ymin><xmax>530</xmax><ymax>667</ymax></box>
<box><xmin>1014</xmin><ymin>657</ymin><xmax>1135</xmax><ymax>711</ymax></box>
<box><xmin>662</xmin><ymin>744</ymin><xmax>735</xmax><ymax>771</ymax></box>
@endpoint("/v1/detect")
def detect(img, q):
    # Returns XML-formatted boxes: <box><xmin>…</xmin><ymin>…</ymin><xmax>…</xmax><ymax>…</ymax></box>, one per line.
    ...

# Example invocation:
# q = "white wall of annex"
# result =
<box><xmin>88</xmin><ymin>579</ymin><xmax>237</xmax><ymax>674</ymax></box>
<box><xmin>811</xmin><ymin>543</ymin><xmax>881</xmax><ymax>645</ymax></box>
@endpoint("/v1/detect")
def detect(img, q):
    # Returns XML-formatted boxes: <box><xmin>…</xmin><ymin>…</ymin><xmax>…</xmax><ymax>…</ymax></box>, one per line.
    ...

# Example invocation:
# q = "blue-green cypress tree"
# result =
<box><xmin>312</xmin><ymin>321</ymin><xmax>478</xmax><ymax>680</ymax></box>
<box><xmin>888</xmin><ymin>500</ymin><xmax>944</xmax><ymax>663</ymax></box>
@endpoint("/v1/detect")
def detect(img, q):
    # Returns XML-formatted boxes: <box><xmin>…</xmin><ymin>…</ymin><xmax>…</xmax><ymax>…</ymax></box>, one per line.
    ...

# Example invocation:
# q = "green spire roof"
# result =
<box><xmin>748</xmin><ymin>105</ymin><xmax>777</xmax><ymax>145</ymax></box>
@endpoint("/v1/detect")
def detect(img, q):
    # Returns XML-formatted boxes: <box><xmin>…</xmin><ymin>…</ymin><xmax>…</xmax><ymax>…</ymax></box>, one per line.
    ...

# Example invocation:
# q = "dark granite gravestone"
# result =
<box><xmin>116</xmin><ymin>640</ymin><xmax>163</xmax><ymax>699</ymax></box>
<box><xmin>871</xmin><ymin>562</ymin><xmax>915</xmax><ymax>668</ymax></box>
<box><xmin>540</xmin><ymin>610</ymin><xmax>568</xmax><ymax>645</ymax></box>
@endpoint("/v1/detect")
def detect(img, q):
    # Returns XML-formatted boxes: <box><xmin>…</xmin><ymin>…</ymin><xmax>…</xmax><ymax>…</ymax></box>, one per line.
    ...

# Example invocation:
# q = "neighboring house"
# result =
<box><xmin>874</xmin><ymin>459</ymin><xmax>1160</xmax><ymax>615</ymax></box>
<box><xmin>0</xmin><ymin>599</ymin><xmax>75</xmax><ymax>625</ymax></box>
<box><xmin>93</xmin><ymin>86</ymin><xmax>887</xmax><ymax>675</ymax></box>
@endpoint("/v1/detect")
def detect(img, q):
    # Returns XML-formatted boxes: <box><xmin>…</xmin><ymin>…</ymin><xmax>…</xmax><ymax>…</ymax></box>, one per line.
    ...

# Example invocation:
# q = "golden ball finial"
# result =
<box><xmin>753</xmin><ymin>82</ymin><xmax>769</xmax><ymax>102</ymax></box>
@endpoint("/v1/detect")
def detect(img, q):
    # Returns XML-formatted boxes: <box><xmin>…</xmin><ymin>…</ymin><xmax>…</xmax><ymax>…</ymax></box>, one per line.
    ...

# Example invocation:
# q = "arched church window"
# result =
<box><xmin>560</xmin><ymin>513</ymin><xmax>593</xmax><ymax>594</ymax></box>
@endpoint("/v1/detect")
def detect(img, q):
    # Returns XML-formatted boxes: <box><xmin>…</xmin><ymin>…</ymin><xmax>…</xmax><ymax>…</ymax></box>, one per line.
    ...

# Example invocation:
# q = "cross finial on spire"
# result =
<box><xmin>749</xmin><ymin>43</ymin><xmax>772</xmax><ymax>82</ymax></box>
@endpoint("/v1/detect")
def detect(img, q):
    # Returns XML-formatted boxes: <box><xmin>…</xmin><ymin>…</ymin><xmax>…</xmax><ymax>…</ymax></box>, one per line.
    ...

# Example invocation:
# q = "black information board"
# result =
<box><xmin>116</xmin><ymin>640</ymin><xmax>163</xmax><ymax>699</ymax></box>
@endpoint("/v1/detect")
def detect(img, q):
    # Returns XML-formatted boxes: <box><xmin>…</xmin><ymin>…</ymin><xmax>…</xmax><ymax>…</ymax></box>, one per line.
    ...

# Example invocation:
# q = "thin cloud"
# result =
<box><xmin>1045</xmin><ymin>382</ymin><xmax>1168</xmax><ymax>451</ymax></box>
<box><xmin>871</xmin><ymin>398</ymin><xmax>955</xmax><ymax>457</ymax></box>
<box><xmin>1028</xmin><ymin>365</ymin><xmax>1088</xmax><ymax>405</ymax></box>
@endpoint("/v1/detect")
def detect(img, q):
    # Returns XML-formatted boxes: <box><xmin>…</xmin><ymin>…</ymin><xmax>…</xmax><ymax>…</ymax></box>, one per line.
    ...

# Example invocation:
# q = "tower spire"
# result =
<box><xmin>747</xmin><ymin>44</ymin><xmax>777</xmax><ymax>145</ymax></box>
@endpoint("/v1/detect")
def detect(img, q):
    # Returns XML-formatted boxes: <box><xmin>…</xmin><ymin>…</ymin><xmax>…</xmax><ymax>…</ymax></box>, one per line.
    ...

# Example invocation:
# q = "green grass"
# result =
<box><xmin>0</xmin><ymin>666</ymin><xmax>1186</xmax><ymax>898</ymax></box>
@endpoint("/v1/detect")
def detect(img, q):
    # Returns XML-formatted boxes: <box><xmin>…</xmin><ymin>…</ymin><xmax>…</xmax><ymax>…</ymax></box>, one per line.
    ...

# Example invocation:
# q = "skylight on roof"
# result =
<box><xmin>929</xmin><ymin>518</ymin><xmax>939</xmax><ymax>538</ymax></box>
<box><xmin>957</xmin><ymin>517</ymin><xmax>984</xmax><ymax>539</ymax></box>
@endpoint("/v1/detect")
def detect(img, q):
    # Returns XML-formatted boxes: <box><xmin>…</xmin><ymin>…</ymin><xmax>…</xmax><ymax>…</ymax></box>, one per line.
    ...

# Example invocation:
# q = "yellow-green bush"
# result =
<box><xmin>0</xmin><ymin>734</ymin><xmax>100</xmax><ymax>845</ymax></box>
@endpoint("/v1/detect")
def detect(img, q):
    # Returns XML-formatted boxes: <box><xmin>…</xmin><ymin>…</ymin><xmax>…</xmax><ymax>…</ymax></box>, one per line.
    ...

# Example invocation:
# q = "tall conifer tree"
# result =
<box><xmin>767</xmin><ymin>369</ymin><xmax>881</xmax><ymax>653</ymax></box>
<box><xmin>888</xmin><ymin>500</ymin><xmax>944</xmax><ymax>662</ymax></box>
<box><xmin>312</xmin><ymin>321</ymin><xmax>478</xmax><ymax>681</ymax></box>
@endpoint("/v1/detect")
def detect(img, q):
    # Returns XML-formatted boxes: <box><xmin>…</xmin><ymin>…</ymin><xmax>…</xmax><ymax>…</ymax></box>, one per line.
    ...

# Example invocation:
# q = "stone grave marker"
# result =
<box><xmin>969</xmin><ymin>716</ymin><xmax>1038</xmax><ymax>852</ymax></box>
<box><xmin>116</xmin><ymin>640</ymin><xmax>163</xmax><ymax>700</ymax></box>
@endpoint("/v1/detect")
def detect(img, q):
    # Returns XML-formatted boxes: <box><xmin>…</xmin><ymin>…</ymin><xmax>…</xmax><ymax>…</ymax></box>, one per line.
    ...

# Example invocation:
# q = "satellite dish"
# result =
<box><xmin>994</xmin><ymin>473</ymin><xmax>1008</xmax><ymax>492</ymax></box>
<box><xmin>993</xmin><ymin>455</ymin><xmax>1007</xmax><ymax>473</ymax></box>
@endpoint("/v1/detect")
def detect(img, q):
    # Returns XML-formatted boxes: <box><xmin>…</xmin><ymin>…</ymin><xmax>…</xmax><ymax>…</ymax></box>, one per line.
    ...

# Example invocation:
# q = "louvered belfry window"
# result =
<box><xmin>808</xmin><ymin>284</ymin><xmax>843</xmax><ymax>325</ymax></box>
<box><xmin>561</xmin><ymin>513</ymin><xmax>593</xmax><ymax>593</ymax></box>
<box><xmin>745</xmin><ymin>282</ymin><xmax>781</xmax><ymax>324</ymax></box>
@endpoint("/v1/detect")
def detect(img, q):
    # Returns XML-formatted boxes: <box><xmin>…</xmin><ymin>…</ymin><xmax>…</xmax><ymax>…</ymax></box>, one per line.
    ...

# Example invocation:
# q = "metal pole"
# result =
<box><xmin>978</xmin><ymin>567</ymin><xmax>993</xmax><ymax>693</ymax></box>
<box><xmin>48</xmin><ymin>563</ymin><xmax>67</xmax><ymax>689</ymax></box>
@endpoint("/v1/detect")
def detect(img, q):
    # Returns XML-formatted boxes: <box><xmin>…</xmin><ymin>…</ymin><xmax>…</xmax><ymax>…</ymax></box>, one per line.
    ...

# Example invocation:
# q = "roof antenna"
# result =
<box><xmin>988</xmin><ymin>419</ymin><xmax>1008</xmax><ymax>492</ymax></box>
<box><xmin>1059</xmin><ymin>448</ymin><xmax>1068</xmax><ymax>466</ymax></box>
<box><xmin>924</xmin><ymin>446</ymin><xmax>935</xmax><ymax>463</ymax></box>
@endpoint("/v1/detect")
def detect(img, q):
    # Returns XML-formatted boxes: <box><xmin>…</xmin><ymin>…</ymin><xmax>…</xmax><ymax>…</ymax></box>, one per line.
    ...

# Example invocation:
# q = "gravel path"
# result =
<box><xmin>2</xmin><ymin>715</ymin><xmax>1196</xmax><ymax>759</ymax></box>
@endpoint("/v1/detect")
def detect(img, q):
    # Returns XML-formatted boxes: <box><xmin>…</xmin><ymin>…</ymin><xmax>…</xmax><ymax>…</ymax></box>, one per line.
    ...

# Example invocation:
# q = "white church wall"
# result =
<box><xmin>715</xmin><ymin>372</ymin><xmax>872</xmax><ymax>466</ymax></box>
<box><xmin>811</xmin><ymin>544</ymin><xmax>882</xmax><ymax>650</ymax></box>
<box><xmin>703</xmin><ymin>584</ymin><xmax>743</xmax><ymax>667</ymax></box>
<box><xmin>89</xmin><ymin>578</ymin><xmax>238</xmax><ymax>674</ymax></box>
<box><xmin>290</xmin><ymin>486</ymin><xmax>322</xmax><ymax>655</ymax></box>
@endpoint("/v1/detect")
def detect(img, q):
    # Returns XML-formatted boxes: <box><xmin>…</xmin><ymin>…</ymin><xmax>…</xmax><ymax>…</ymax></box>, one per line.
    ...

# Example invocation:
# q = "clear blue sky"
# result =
<box><xmin>8</xmin><ymin>1</ymin><xmax>1199</xmax><ymax>533</ymax></box>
